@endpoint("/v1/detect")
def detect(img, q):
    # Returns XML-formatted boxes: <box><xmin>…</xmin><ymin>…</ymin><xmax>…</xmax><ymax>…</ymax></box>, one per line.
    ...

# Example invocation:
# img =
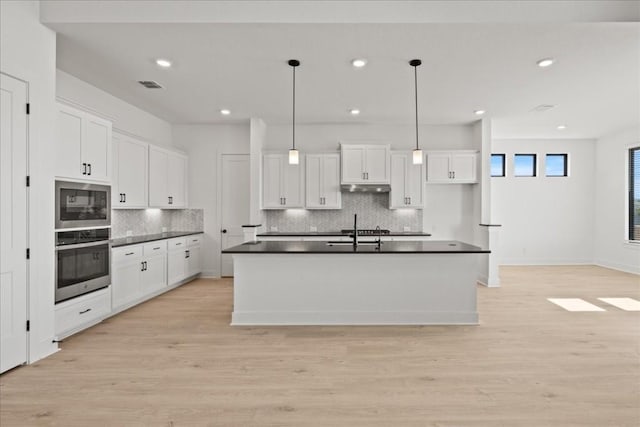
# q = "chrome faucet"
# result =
<box><xmin>351</xmin><ymin>213</ymin><xmax>358</xmax><ymax>247</ymax></box>
<box><xmin>375</xmin><ymin>225</ymin><xmax>382</xmax><ymax>250</ymax></box>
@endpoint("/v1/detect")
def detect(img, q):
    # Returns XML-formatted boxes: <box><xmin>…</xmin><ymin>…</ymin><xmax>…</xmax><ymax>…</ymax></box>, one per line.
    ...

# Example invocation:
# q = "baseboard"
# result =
<box><xmin>500</xmin><ymin>259</ymin><xmax>593</xmax><ymax>266</ymax></box>
<box><xmin>594</xmin><ymin>261</ymin><xmax>640</xmax><ymax>275</ymax></box>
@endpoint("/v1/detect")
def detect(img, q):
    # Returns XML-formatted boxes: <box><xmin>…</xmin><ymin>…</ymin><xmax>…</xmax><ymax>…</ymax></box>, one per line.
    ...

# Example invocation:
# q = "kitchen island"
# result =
<box><xmin>222</xmin><ymin>240</ymin><xmax>489</xmax><ymax>326</ymax></box>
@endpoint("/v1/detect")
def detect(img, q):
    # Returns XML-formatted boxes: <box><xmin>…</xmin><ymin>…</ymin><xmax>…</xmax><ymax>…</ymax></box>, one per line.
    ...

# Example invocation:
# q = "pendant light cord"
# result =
<box><xmin>414</xmin><ymin>63</ymin><xmax>419</xmax><ymax>151</ymax></box>
<box><xmin>292</xmin><ymin>64</ymin><xmax>296</xmax><ymax>151</ymax></box>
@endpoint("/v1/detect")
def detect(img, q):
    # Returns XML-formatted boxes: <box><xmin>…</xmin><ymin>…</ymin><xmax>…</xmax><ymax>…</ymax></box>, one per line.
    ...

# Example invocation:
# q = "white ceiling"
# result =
<box><xmin>47</xmin><ymin>2</ymin><xmax>640</xmax><ymax>139</ymax></box>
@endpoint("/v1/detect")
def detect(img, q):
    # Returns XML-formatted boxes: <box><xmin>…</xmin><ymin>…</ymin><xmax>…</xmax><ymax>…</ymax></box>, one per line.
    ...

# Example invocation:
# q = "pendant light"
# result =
<box><xmin>410</xmin><ymin>59</ymin><xmax>423</xmax><ymax>165</ymax></box>
<box><xmin>288</xmin><ymin>59</ymin><xmax>300</xmax><ymax>164</ymax></box>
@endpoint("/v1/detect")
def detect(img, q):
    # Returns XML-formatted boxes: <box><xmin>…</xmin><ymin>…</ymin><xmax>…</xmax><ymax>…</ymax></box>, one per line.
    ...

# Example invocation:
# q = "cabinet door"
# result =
<box><xmin>167</xmin><ymin>153</ymin><xmax>187</xmax><ymax>207</ymax></box>
<box><xmin>364</xmin><ymin>145</ymin><xmax>390</xmax><ymax>183</ymax></box>
<box><xmin>406</xmin><ymin>159</ymin><xmax>424</xmax><ymax>208</ymax></box>
<box><xmin>305</xmin><ymin>155</ymin><xmax>323</xmax><ymax>208</ymax></box>
<box><xmin>262</xmin><ymin>154</ymin><xmax>283</xmax><ymax>208</ymax></box>
<box><xmin>142</xmin><ymin>254</ymin><xmax>166</xmax><ymax>295</ymax></box>
<box><xmin>282</xmin><ymin>161</ymin><xmax>304</xmax><ymax>207</ymax></box>
<box><xmin>341</xmin><ymin>146</ymin><xmax>366</xmax><ymax>183</ymax></box>
<box><xmin>112</xmin><ymin>260</ymin><xmax>143</xmax><ymax>309</ymax></box>
<box><xmin>56</xmin><ymin>106</ymin><xmax>83</xmax><ymax>179</ymax></box>
<box><xmin>148</xmin><ymin>147</ymin><xmax>169</xmax><ymax>207</ymax></box>
<box><xmin>426</xmin><ymin>153</ymin><xmax>451</xmax><ymax>183</ymax></box>
<box><xmin>83</xmin><ymin>115</ymin><xmax>111</xmax><ymax>182</ymax></box>
<box><xmin>321</xmin><ymin>154</ymin><xmax>341</xmax><ymax>209</ymax></box>
<box><xmin>167</xmin><ymin>250</ymin><xmax>186</xmax><ymax>286</ymax></box>
<box><xmin>186</xmin><ymin>245</ymin><xmax>202</xmax><ymax>277</ymax></box>
<box><xmin>390</xmin><ymin>153</ymin><xmax>408</xmax><ymax>208</ymax></box>
<box><xmin>113</xmin><ymin>135</ymin><xmax>147</xmax><ymax>208</ymax></box>
<box><xmin>451</xmin><ymin>153</ymin><xmax>477</xmax><ymax>182</ymax></box>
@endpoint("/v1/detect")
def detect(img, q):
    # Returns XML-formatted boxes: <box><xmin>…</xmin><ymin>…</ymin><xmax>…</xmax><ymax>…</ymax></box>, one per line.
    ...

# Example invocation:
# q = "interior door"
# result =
<box><xmin>0</xmin><ymin>74</ymin><xmax>28</xmax><ymax>373</ymax></box>
<box><xmin>221</xmin><ymin>154</ymin><xmax>250</xmax><ymax>277</ymax></box>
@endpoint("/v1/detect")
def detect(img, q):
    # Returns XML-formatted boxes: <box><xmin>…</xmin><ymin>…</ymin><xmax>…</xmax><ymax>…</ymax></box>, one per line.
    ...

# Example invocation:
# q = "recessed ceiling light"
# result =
<box><xmin>351</xmin><ymin>59</ymin><xmax>367</xmax><ymax>68</ymax></box>
<box><xmin>220</xmin><ymin>109</ymin><xmax>231</xmax><ymax>115</ymax></box>
<box><xmin>155</xmin><ymin>58</ymin><xmax>172</xmax><ymax>68</ymax></box>
<box><xmin>557</xmin><ymin>125</ymin><xmax>566</xmax><ymax>130</ymax></box>
<box><xmin>474</xmin><ymin>110</ymin><xmax>485</xmax><ymax>115</ymax></box>
<box><xmin>537</xmin><ymin>58</ymin><xmax>554</xmax><ymax>68</ymax></box>
<box><xmin>349</xmin><ymin>109</ymin><xmax>360</xmax><ymax>115</ymax></box>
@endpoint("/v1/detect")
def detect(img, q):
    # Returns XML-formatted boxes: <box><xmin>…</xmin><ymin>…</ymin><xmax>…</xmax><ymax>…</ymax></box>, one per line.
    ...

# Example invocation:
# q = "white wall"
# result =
<box><xmin>265</xmin><ymin>123</ymin><xmax>475</xmax><ymax>238</ymax></box>
<box><xmin>593</xmin><ymin>126</ymin><xmax>640</xmax><ymax>274</ymax></box>
<box><xmin>492</xmin><ymin>139</ymin><xmax>596</xmax><ymax>265</ymax></box>
<box><xmin>56</xmin><ymin>70</ymin><xmax>173</xmax><ymax>147</ymax></box>
<box><xmin>173</xmin><ymin>124</ymin><xmax>250</xmax><ymax>277</ymax></box>
<box><xmin>0</xmin><ymin>0</ymin><xmax>58</xmax><ymax>362</ymax></box>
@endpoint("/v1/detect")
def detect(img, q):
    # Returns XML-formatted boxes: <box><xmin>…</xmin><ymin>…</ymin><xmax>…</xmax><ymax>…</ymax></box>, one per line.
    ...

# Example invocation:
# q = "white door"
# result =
<box><xmin>341</xmin><ymin>146</ymin><xmax>365</xmax><ymax>183</ymax></box>
<box><xmin>305</xmin><ymin>155</ymin><xmax>322</xmax><ymax>208</ymax></box>
<box><xmin>83</xmin><ymin>115</ymin><xmax>111</xmax><ymax>182</ymax></box>
<box><xmin>390</xmin><ymin>153</ymin><xmax>408</xmax><ymax>208</ymax></box>
<box><xmin>221</xmin><ymin>154</ymin><xmax>250</xmax><ymax>277</ymax></box>
<box><xmin>113</xmin><ymin>135</ymin><xmax>147</xmax><ymax>208</ymax></box>
<box><xmin>1</xmin><ymin>74</ymin><xmax>28</xmax><ymax>373</ymax></box>
<box><xmin>426</xmin><ymin>153</ymin><xmax>451</xmax><ymax>182</ymax></box>
<box><xmin>55</xmin><ymin>104</ymin><xmax>83</xmax><ymax>179</ymax></box>
<box><xmin>262</xmin><ymin>154</ymin><xmax>283</xmax><ymax>208</ymax></box>
<box><xmin>451</xmin><ymin>153</ymin><xmax>477</xmax><ymax>182</ymax></box>
<box><xmin>148</xmin><ymin>147</ymin><xmax>169</xmax><ymax>207</ymax></box>
<box><xmin>365</xmin><ymin>145</ymin><xmax>390</xmax><ymax>183</ymax></box>
<box><xmin>167</xmin><ymin>153</ymin><xmax>187</xmax><ymax>207</ymax></box>
<box><xmin>322</xmin><ymin>154</ymin><xmax>341</xmax><ymax>208</ymax></box>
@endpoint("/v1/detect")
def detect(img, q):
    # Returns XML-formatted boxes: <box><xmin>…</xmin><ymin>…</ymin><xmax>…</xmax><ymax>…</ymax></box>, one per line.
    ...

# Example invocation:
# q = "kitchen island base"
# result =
<box><xmin>231</xmin><ymin>253</ymin><xmax>479</xmax><ymax>326</ymax></box>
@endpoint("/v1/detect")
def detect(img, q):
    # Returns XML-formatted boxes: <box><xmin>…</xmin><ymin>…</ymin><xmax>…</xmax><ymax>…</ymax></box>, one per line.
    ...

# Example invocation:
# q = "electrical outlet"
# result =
<box><xmin>310</xmin><ymin>226</ymin><xmax>317</xmax><ymax>232</ymax></box>
<box><xmin>403</xmin><ymin>226</ymin><xmax>410</xmax><ymax>232</ymax></box>
<box><xmin>126</xmin><ymin>230</ymin><xmax>133</xmax><ymax>237</ymax></box>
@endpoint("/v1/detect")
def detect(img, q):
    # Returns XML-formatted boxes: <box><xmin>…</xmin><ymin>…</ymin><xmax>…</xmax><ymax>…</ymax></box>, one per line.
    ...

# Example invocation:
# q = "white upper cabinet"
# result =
<box><xmin>340</xmin><ymin>144</ymin><xmax>390</xmax><ymax>184</ymax></box>
<box><xmin>262</xmin><ymin>153</ymin><xmax>304</xmax><ymax>209</ymax></box>
<box><xmin>390</xmin><ymin>152</ymin><xmax>424</xmax><ymax>209</ymax></box>
<box><xmin>112</xmin><ymin>133</ymin><xmax>148</xmax><ymax>208</ymax></box>
<box><xmin>426</xmin><ymin>150</ymin><xmax>478</xmax><ymax>184</ymax></box>
<box><xmin>56</xmin><ymin>103</ymin><xmax>112</xmax><ymax>182</ymax></box>
<box><xmin>305</xmin><ymin>154</ymin><xmax>341</xmax><ymax>209</ymax></box>
<box><xmin>148</xmin><ymin>146</ymin><xmax>188</xmax><ymax>208</ymax></box>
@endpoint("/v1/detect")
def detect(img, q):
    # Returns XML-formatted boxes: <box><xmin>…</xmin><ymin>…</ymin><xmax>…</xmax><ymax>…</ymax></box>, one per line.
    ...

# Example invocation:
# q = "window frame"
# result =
<box><xmin>514</xmin><ymin>153</ymin><xmax>537</xmax><ymax>177</ymax></box>
<box><xmin>628</xmin><ymin>146</ymin><xmax>640</xmax><ymax>242</ymax></box>
<box><xmin>490</xmin><ymin>153</ymin><xmax>506</xmax><ymax>177</ymax></box>
<box><xmin>545</xmin><ymin>153</ymin><xmax>569</xmax><ymax>177</ymax></box>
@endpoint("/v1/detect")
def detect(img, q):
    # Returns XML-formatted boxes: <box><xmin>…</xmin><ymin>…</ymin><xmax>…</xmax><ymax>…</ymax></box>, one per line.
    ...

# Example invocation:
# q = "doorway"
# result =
<box><xmin>220</xmin><ymin>154</ymin><xmax>250</xmax><ymax>277</ymax></box>
<box><xmin>1</xmin><ymin>73</ymin><xmax>29</xmax><ymax>373</ymax></box>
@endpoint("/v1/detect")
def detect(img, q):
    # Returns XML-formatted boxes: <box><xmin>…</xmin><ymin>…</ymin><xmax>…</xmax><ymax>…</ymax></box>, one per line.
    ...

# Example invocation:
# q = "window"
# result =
<box><xmin>546</xmin><ymin>154</ymin><xmax>568</xmax><ymax>177</ymax></box>
<box><xmin>491</xmin><ymin>154</ymin><xmax>505</xmax><ymax>177</ymax></box>
<box><xmin>514</xmin><ymin>154</ymin><xmax>536</xmax><ymax>177</ymax></box>
<box><xmin>629</xmin><ymin>147</ymin><xmax>640</xmax><ymax>241</ymax></box>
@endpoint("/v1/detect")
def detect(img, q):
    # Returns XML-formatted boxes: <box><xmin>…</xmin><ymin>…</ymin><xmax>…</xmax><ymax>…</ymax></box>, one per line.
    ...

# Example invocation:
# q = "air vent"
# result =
<box><xmin>138</xmin><ymin>80</ymin><xmax>163</xmax><ymax>89</ymax></box>
<box><xmin>531</xmin><ymin>104</ymin><xmax>555</xmax><ymax>113</ymax></box>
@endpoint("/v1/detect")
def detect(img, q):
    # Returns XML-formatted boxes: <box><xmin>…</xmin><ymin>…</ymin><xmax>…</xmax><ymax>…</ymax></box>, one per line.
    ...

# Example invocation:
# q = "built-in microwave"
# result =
<box><xmin>55</xmin><ymin>180</ymin><xmax>111</xmax><ymax>230</ymax></box>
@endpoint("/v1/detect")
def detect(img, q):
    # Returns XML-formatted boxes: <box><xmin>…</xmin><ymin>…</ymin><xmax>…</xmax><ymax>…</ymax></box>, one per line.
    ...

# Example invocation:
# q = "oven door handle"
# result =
<box><xmin>55</xmin><ymin>241</ymin><xmax>110</xmax><ymax>251</ymax></box>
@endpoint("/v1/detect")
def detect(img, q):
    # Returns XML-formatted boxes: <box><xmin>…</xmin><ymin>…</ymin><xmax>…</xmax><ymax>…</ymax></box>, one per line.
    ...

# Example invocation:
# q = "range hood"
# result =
<box><xmin>340</xmin><ymin>184</ymin><xmax>391</xmax><ymax>193</ymax></box>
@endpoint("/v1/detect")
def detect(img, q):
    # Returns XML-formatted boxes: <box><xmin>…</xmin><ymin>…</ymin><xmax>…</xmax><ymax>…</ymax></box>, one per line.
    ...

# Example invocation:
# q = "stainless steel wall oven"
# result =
<box><xmin>55</xmin><ymin>228</ymin><xmax>111</xmax><ymax>303</ymax></box>
<box><xmin>55</xmin><ymin>180</ymin><xmax>111</xmax><ymax>230</ymax></box>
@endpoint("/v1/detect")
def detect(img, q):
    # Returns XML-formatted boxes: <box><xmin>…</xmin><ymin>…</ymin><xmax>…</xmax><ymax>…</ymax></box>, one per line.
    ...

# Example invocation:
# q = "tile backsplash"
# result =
<box><xmin>265</xmin><ymin>193</ymin><xmax>422</xmax><ymax>232</ymax></box>
<box><xmin>111</xmin><ymin>209</ymin><xmax>204</xmax><ymax>238</ymax></box>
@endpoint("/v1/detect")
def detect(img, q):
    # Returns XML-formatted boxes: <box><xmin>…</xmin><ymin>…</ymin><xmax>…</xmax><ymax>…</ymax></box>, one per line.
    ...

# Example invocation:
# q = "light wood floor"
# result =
<box><xmin>1</xmin><ymin>266</ymin><xmax>639</xmax><ymax>426</ymax></box>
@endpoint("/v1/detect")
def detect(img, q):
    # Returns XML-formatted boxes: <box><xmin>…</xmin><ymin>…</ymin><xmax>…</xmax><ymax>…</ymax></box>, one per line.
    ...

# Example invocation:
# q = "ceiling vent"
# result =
<box><xmin>531</xmin><ymin>104</ymin><xmax>555</xmax><ymax>113</ymax></box>
<box><xmin>138</xmin><ymin>80</ymin><xmax>163</xmax><ymax>89</ymax></box>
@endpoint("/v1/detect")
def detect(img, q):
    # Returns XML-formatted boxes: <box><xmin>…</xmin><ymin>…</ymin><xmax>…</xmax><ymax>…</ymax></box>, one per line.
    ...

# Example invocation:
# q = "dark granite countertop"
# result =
<box><xmin>111</xmin><ymin>231</ymin><xmax>203</xmax><ymax>248</ymax></box>
<box><xmin>222</xmin><ymin>240</ymin><xmax>488</xmax><ymax>254</ymax></box>
<box><xmin>257</xmin><ymin>231</ymin><xmax>432</xmax><ymax>237</ymax></box>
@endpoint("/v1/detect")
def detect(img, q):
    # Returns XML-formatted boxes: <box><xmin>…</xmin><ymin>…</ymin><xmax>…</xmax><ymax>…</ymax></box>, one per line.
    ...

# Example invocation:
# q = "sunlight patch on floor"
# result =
<box><xmin>597</xmin><ymin>298</ymin><xmax>640</xmax><ymax>311</ymax></box>
<box><xmin>547</xmin><ymin>298</ymin><xmax>606</xmax><ymax>312</ymax></box>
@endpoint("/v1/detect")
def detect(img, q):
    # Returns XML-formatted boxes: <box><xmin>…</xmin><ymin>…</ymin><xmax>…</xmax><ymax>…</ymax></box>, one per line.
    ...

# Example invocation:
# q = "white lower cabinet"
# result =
<box><xmin>168</xmin><ymin>235</ymin><xmax>203</xmax><ymax>286</ymax></box>
<box><xmin>55</xmin><ymin>287</ymin><xmax>111</xmax><ymax>340</ymax></box>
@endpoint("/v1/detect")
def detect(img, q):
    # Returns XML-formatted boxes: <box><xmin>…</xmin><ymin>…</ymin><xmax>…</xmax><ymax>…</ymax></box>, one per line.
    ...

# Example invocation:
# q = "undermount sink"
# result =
<box><xmin>326</xmin><ymin>241</ymin><xmax>382</xmax><ymax>246</ymax></box>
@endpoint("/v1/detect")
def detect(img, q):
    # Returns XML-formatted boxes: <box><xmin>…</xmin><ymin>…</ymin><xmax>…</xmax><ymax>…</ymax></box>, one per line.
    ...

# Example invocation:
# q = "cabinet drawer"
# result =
<box><xmin>55</xmin><ymin>288</ymin><xmax>111</xmax><ymax>336</ymax></box>
<box><xmin>112</xmin><ymin>245</ymin><xmax>143</xmax><ymax>263</ymax></box>
<box><xmin>167</xmin><ymin>237</ymin><xmax>187</xmax><ymax>250</ymax></box>
<box><xmin>187</xmin><ymin>234</ymin><xmax>202</xmax><ymax>247</ymax></box>
<box><xmin>143</xmin><ymin>240</ymin><xmax>167</xmax><ymax>256</ymax></box>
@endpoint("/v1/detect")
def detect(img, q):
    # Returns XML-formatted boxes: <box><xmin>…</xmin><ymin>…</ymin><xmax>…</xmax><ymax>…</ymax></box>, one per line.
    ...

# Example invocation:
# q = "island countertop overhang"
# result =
<box><xmin>222</xmin><ymin>240</ymin><xmax>489</xmax><ymax>254</ymax></box>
